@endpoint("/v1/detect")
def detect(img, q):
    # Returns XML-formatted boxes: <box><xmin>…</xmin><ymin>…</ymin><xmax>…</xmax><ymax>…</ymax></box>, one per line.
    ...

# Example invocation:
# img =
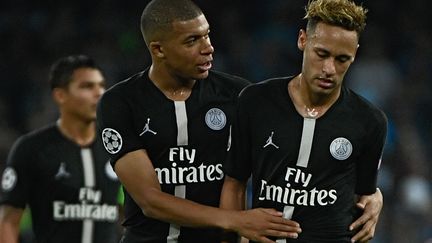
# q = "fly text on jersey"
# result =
<box><xmin>258</xmin><ymin>167</ymin><xmax>337</xmax><ymax>206</ymax></box>
<box><xmin>169</xmin><ymin>147</ymin><xmax>195</xmax><ymax>163</ymax></box>
<box><xmin>155</xmin><ymin>147</ymin><xmax>224</xmax><ymax>184</ymax></box>
<box><xmin>53</xmin><ymin>187</ymin><xmax>118</xmax><ymax>222</ymax></box>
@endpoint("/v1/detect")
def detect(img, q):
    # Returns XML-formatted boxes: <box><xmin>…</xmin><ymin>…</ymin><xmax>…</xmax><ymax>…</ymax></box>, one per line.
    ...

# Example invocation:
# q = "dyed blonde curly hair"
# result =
<box><xmin>304</xmin><ymin>0</ymin><xmax>368</xmax><ymax>36</ymax></box>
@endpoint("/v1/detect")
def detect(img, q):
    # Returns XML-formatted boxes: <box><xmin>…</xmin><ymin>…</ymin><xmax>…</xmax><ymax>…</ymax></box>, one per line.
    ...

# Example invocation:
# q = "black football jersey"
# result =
<box><xmin>0</xmin><ymin>124</ymin><xmax>121</xmax><ymax>243</ymax></box>
<box><xmin>224</xmin><ymin>77</ymin><xmax>387</xmax><ymax>242</ymax></box>
<box><xmin>97</xmin><ymin>69</ymin><xmax>249</xmax><ymax>243</ymax></box>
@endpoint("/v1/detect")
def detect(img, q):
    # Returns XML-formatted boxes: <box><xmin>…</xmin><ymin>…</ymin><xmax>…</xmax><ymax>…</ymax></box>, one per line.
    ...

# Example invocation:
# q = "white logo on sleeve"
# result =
<box><xmin>205</xmin><ymin>108</ymin><xmax>226</xmax><ymax>130</ymax></box>
<box><xmin>2</xmin><ymin>167</ymin><xmax>17</xmax><ymax>192</ymax></box>
<box><xmin>329</xmin><ymin>137</ymin><xmax>352</xmax><ymax>160</ymax></box>
<box><xmin>102</xmin><ymin>128</ymin><xmax>123</xmax><ymax>154</ymax></box>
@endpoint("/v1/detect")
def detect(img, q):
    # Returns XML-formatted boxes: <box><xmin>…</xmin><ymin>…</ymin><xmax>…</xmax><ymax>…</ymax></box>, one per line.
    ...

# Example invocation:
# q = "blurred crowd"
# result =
<box><xmin>1</xmin><ymin>0</ymin><xmax>431</xmax><ymax>242</ymax></box>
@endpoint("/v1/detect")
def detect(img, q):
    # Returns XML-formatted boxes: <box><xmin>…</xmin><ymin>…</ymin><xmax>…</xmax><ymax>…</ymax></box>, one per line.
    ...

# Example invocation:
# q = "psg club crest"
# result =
<box><xmin>1</xmin><ymin>167</ymin><xmax>17</xmax><ymax>192</ymax></box>
<box><xmin>329</xmin><ymin>137</ymin><xmax>353</xmax><ymax>160</ymax></box>
<box><xmin>205</xmin><ymin>108</ymin><xmax>226</xmax><ymax>130</ymax></box>
<box><xmin>102</xmin><ymin>128</ymin><xmax>123</xmax><ymax>154</ymax></box>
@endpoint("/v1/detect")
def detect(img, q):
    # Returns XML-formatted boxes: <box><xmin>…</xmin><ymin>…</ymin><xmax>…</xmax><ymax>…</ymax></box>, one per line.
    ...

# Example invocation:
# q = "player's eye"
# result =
<box><xmin>336</xmin><ymin>56</ymin><xmax>351</xmax><ymax>63</ymax></box>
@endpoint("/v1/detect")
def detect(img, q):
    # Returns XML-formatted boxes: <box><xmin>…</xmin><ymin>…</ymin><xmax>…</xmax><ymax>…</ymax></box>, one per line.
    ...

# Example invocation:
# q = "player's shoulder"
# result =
<box><xmin>104</xmin><ymin>70</ymin><xmax>147</xmax><ymax>97</ymax></box>
<box><xmin>99</xmin><ymin>70</ymin><xmax>148</xmax><ymax>109</ymax></box>
<box><xmin>11</xmin><ymin>124</ymin><xmax>59</xmax><ymax>152</ymax></box>
<box><xmin>240</xmin><ymin>76</ymin><xmax>291</xmax><ymax>99</ymax></box>
<box><xmin>207</xmin><ymin>70</ymin><xmax>250</xmax><ymax>91</ymax></box>
<box><xmin>345</xmin><ymin>87</ymin><xmax>388</xmax><ymax>125</ymax></box>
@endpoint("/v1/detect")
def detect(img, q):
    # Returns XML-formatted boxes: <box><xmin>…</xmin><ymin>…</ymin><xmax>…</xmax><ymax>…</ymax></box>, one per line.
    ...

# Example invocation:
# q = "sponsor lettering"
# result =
<box><xmin>258</xmin><ymin>167</ymin><xmax>338</xmax><ymax>206</ymax></box>
<box><xmin>53</xmin><ymin>188</ymin><xmax>118</xmax><ymax>222</ymax></box>
<box><xmin>169</xmin><ymin>147</ymin><xmax>196</xmax><ymax>164</ymax></box>
<box><xmin>156</xmin><ymin>147</ymin><xmax>224</xmax><ymax>184</ymax></box>
<box><xmin>53</xmin><ymin>201</ymin><xmax>118</xmax><ymax>222</ymax></box>
<box><xmin>155</xmin><ymin>163</ymin><xmax>224</xmax><ymax>184</ymax></box>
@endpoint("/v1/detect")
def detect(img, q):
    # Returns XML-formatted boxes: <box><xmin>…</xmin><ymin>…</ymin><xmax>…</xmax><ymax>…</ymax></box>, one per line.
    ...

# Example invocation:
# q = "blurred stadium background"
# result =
<box><xmin>0</xmin><ymin>0</ymin><xmax>431</xmax><ymax>242</ymax></box>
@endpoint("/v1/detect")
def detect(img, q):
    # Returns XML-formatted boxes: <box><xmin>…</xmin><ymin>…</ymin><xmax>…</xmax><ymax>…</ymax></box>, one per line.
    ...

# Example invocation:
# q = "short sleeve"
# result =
<box><xmin>0</xmin><ymin>137</ymin><xmax>31</xmax><ymax>208</ymax></box>
<box><xmin>96</xmin><ymin>89</ymin><xmax>143</xmax><ymax>168</ymax></box>
<box><xmin>355</xmin><ymin>110</ymin><xmax>388</xmax><ymax>195</ymax></box>
<box><xmin>224</xmin><ymin>89</ymin><xmax>252</xmax><ymax>182</ymax></box>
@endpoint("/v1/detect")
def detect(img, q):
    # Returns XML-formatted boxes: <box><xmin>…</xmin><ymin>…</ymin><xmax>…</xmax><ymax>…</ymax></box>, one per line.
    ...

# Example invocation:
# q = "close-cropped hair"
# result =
<box><xmin>140</xmin><ymin>0</ymin><xmax>203</xmax><ymax>47</ymax></box>
<box><xmin>49</xmin><ymin>54</ymin><xmax>99</xmax><ymax>90</ymax></box>
<box><xmin>304</xmin><ymin>0</ymin><xmax>368</xmax><ymax>36</ymax></box>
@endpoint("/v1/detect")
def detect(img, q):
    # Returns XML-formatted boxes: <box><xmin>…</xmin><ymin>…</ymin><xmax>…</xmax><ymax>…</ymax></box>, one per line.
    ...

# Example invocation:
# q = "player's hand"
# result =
<box><xmin>233</xmin><ymin>208</ymin><xmax>301</xmax><ymax>243</ymax></box>
<box><xmin>350</xmin><ymin>188</ymin><xmax>383</xmax><ymax>242</ymax></box>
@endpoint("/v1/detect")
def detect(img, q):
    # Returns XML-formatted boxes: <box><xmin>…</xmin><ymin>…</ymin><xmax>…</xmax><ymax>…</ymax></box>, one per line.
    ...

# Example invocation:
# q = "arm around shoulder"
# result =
<box><xmin>114</xmin><ymin>149</ymin><xmax>238</xmax><ymax>229</ymax></box>
<box><xmin>115</xmin><ymin>150</ymin><xmax>301</xmax><ymax>242</ymax></box>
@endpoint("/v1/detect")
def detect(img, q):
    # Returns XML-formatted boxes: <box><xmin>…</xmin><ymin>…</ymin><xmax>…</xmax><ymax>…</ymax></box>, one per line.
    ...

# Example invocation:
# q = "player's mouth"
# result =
<box><xmin>197</xmin><ymin>61</ymin><xmax>212</xmax><ymax>72</ymax></box>
<box><xmin>316</xmin><ymin>77</ymin><xmax>334</xmax><ymax>89</ymax></box>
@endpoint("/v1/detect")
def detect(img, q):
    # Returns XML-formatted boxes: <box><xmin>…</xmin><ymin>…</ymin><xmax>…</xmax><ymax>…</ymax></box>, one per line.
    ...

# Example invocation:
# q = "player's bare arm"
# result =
<box><xmin>220</xmin><ymin>176</ymin><xmax>302</xmax><ymax>242</ymax></box>
<box><xmin>115</xmin><ymin>150</ymin><xmax>300</xmax><ymax>242</ymax></box>
<box><xmin>0</xmin><ymin>205</ymin><xmax>23</xmax><ymax>243</ymax></box>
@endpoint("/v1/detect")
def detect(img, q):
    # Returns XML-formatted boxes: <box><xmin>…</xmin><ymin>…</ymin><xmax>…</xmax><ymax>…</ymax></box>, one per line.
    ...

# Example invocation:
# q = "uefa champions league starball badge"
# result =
<box><xmin>102</xmin><ymin>128</ymin><xmax>123</xmax><ymax>154</ymax></box>
<box><xmin>1</xmin><ymin>167</ymin><xmax>17</xmax><ymax>192</ymax></box>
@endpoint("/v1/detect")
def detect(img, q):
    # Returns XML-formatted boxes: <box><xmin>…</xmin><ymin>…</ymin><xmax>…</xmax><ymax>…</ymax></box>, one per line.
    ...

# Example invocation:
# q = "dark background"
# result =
<box><xmin>1</xmin><ymin>1</ymin><xmax>431</xmax><ymax>242</ymax></box>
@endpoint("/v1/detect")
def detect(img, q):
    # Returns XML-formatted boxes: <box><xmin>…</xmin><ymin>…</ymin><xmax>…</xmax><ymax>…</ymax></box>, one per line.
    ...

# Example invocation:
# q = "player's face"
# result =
<box><xmin>298</xmin><ymin>22</ymin><xmax>358</xmax><ymax>96</ymax></box>
<box><xmin>61</xmin><ymin>68</ymin><xmax>105</xmax><ymax>122</ymax></box>
<box><xmin>160</xmin><ymin>14</ymin><xmax>214</xmax><ymax>81</ymax></box>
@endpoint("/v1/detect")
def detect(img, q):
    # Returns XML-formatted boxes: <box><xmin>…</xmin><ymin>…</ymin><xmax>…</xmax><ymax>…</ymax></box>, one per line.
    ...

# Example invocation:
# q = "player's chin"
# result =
<box><xmin>195</xmin><ymin>64</ymin><xmax>211</xmax><ymax>79</ymax></box>
<box><xmin>194</xmin><ymin>70</ymin><xmax>210</xmax><ymax>80</ymax></box>
<box><xmin>86</xmin><ymin>113</ymin><xmax>97</xmax><ymax>122</ymax></box>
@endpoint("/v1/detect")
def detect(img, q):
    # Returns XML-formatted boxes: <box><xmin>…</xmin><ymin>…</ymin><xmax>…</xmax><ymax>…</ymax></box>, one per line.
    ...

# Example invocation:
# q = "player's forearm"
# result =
<box><xmin>136</xmin><ymin>187</ymin><xmax>238</xmax><ymax>230</ymax></box>
<box><xmin>219</xmin><ymin>176</ymin><xmax>248</xmax><ymax>242</ymax></box>
<box><xmin>220</xmin><ymin>176</ymin><xmax>247</xmax><ymax>211</ymax></box>
<box><xmin>0</xmin><ymin>224</ymin><xmax>19</xmax><ymax>243</ymax></box>
<box><xmin>136</xmin><ymin>184</ymin><xmax>302</xmax><ymax>241</ymax></box>
<box><xmin>115</xmin><ymin>151</ymin><xmax>246</xmax><ymax>230</ymax></box>
<box><xmin>0</xmin><ymin>206</ymin><xmax>22</xmax><ymax>243</ymax></box>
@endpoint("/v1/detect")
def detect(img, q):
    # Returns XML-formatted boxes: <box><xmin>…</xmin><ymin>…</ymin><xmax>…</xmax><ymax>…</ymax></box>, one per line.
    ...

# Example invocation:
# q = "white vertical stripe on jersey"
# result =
<box><xmin>167</xmin><ymin>185</ymin><xmax>186</xmax><ymax>243</ymax></box>
<box><xmin>277</xmin><ymin>118</ymin><xmax>316</xmax><ymax>242</ymax></box>
<box><xmin>167</xmin><ymin>101</ymin><xmax>189</xmax><ymax>242</ymax></box>
<box><xmin>174</xmin><ymin>101</ymin><xmax>189</xmax><ymax>146</ymax></box>
<box><xmin>81</xmin><ymin>148</ymin><xmax>95</xmax><ymax>243</ymax></box>
<box><xmin>276</xmin><ymin>206</ymin><xmax>295</xmax><ymax>243</ymax></box>
<box><xmin>296</xmin><ymin>118</ymin><xmax>316</xmax><ymax>168</ymax></box>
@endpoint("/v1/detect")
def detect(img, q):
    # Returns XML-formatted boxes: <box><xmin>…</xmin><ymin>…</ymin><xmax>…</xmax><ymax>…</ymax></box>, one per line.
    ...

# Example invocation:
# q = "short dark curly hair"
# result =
<box><xmin>49</xmin><ymin>54</ymin><xmax>99</xmax><ymax>90</ymax></box>
<box><xmin>140</xmin><ymin>0</ymin><xmax>203</xmax><ymax>47</ymax></box>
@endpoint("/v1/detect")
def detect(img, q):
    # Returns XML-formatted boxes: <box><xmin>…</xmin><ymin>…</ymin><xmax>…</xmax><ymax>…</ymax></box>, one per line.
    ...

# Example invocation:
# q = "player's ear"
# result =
<box><xmin>297</xmin><ymin>29</ymin><xmax>307</xmax><ymax>51</ymax></box>
<box><xmin>149</xmin><ymin>41</ymin><xmax>165</xmax><ymax>58</ymax></box>
<box><xmin>52</xmin><ymin>88</ymin><xmax>66</xmax><ymax>105</ymax></box>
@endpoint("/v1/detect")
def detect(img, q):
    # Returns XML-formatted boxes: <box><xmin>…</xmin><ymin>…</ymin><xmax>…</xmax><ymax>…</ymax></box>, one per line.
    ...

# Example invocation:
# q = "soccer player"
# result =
<box><xmin>220</xmin><ymin>0</ymin><xmax>387</xmax><ymax>242</ymax></box>
<box><xmin>0</xmin><ymin>55</ymin><xmax>122</xmax><ymax>243</ymax></box>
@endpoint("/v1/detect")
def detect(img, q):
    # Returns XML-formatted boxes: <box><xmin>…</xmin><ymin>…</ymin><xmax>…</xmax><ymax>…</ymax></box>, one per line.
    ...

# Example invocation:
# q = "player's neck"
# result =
<box><xmin>56</xmin><ymin>118</ymin><xmax>95</xmax><ymax>147</ymax></box>
<box><xmin>149</xmin><ymin>65</ymin><xmax>195</xmax><ymax>101</ymax></box>
<box><xmin>288</xmin><ymin>74</ymin><xmax>340</xmax><ymax>119</ymax></box>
